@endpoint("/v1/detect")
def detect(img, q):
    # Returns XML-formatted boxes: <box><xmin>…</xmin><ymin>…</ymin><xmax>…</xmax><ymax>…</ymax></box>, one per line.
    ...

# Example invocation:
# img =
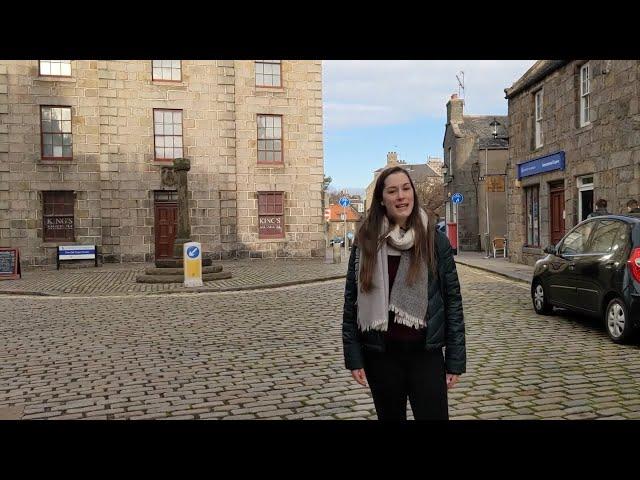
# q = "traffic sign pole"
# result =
<box><xmin>343</xmin><ymin>204</ymin><xmax>347</xmax><ymax>258</ymax></box>
<box><xmin>455</xmin><ymin>203</ymin><xmax>459</xmax><ymax>254</ymax></box>
<box><xmin>338</xmin><ymin>196</ymin><xmax>351</xmax><ymax>258</ymax></box>
<box><xmin>451</xmin><ymin>193</ymin><xmax>463</xmax><ymax>255</ymax></box>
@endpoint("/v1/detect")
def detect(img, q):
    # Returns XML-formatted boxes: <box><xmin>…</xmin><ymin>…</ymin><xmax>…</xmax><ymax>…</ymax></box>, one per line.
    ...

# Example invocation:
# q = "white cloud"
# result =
<box><xmin>322</xmin><ymin>60</ymin><xmax>535</xmax><ymax>130</ymax></box>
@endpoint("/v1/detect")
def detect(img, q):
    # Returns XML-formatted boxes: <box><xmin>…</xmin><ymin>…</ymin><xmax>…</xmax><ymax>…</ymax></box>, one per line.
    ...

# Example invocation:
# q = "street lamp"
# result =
<box><xmin>484</xmin><ymin>118</ymin><xmax>501</xmax><ymax>258</ymax></box>
<box><xmin>490</xmin><ymin>118</ymin><xmax>500</xmax><ymax>139</ymax></box>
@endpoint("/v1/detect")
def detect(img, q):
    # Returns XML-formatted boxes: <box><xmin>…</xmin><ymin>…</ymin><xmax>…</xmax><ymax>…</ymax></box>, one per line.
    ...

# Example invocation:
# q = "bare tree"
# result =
<box><xmin>414</xmin><ymin>180</ymin><xmax>445</xmax><ymax>219</ymax></box>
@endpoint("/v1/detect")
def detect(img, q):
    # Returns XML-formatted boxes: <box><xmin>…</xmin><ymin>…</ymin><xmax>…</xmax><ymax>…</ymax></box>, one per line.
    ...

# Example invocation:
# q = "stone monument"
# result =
<box><xmin>136</xmin><ymin>158</ymin><xmax>232</xmax><ymax>284</ymax></box>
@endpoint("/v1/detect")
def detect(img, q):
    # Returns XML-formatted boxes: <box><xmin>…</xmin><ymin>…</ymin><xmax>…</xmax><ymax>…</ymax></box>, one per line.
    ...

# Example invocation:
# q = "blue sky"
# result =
<box><xmin>322</xmin><ymin>60</ymin><xmax>535</xmax><ymax>192</ymax></box>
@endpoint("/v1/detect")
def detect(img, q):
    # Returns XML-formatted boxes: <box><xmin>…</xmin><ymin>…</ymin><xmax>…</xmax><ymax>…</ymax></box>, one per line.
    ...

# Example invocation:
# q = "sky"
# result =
<box><xmin>322</xmin><ymin>60</ymin><xmax>536</xmax><ymax>193</ymax></box>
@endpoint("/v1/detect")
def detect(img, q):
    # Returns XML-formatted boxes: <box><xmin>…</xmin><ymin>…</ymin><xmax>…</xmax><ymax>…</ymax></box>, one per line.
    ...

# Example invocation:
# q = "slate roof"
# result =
<box><xmin>504</xmin><ymin>60</ymin><xmax>569</xmax><ymax>99</ymax></box>
<box><xmin>373</xmin><ymin>162</ymin><xmax>440</xmax><ymax>181</ymax></box>
<box><xmin>456</xmin><ymin>115</ymin><xmax>509</xmax><ymax>149</ymax></box>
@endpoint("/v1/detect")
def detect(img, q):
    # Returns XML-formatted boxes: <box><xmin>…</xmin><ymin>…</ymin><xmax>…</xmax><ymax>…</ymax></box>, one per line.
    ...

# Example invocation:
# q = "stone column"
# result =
<box><xmin>173</xmin><ymin>158</ymin><xmax>192</xmax><ymax>259</ymax></box>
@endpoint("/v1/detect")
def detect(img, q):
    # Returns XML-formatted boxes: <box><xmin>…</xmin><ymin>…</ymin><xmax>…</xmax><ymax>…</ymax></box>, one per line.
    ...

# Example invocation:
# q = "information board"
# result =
<box><xmin>0</xmin><ymin>248</ymin><xmax>21</xmax><ymax>280</ymax></box>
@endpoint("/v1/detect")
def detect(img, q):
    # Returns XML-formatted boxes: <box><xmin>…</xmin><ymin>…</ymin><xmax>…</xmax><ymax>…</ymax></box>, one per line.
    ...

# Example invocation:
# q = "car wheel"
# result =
<box><xmin>532</xmin><ymin>279</ymin><xmax>553</xmax><ymax>315</ymax></box>
<box><xmin>605</xmin><ymin>297</ymin><xmax>634</xmax><ymax>344</ymax></box>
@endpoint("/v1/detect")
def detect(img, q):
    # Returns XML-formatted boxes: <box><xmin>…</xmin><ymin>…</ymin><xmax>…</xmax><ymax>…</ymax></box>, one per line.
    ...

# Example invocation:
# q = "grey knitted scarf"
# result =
<box><xmin>356</xmin><ymin>209</ymin><xmax>429</xmax><ymax>332</ymax></box>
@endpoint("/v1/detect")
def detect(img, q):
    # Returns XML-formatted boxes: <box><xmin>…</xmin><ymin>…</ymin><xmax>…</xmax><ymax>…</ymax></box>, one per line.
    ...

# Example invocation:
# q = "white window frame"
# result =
<box><xmin>39</xmin><ymin>60</ymin><xmax>71</xmax><ymax>77</ymax></box>
<box><xmin>534</xmin><ymin>90</ymin><xmax>543</xmax><ymax>149</ymax></box>
<box><xmin>580</xmin><ymin>63</ymin><xmax>591</xmax><ymax>127</ymax></box>
<box><xmin>152</xmin><ymin>60</ymin><xmax>182</xmax><ymax>82</ymax></box>
<box><xmin>577</xmin><ymin>175</ymin><xmax>594</xmax><ymax>222</ymax></box>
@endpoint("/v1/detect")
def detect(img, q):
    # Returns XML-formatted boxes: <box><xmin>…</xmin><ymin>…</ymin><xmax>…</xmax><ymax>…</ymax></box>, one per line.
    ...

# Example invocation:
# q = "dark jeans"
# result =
<box><xmin>362</xmin><ymin>342</ymin><xmax>448</xmax><ymax>420</ymax></box>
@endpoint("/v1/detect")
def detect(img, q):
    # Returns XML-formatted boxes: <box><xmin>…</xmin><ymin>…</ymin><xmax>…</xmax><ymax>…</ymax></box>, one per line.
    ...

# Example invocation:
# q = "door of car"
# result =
<box><xmin>579</xmin><ymin>219</ymin><xmax>630</xmax><ymax>312</ymax></box>
<box><xmin>551</xmin><ymin>220</ymin><xmax>597</xmax><ymax>309</ymax></box>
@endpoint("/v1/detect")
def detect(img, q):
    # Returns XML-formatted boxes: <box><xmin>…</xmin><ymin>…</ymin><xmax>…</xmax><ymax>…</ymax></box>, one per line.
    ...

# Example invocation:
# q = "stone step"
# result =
<box><xmin>136</xmin><ymin>271</ymin><xmax>233</xmax><ymax>284</ymax></box>
<box><xmin>145</xmin><ymin>265</ymin><xmax>223</xmax><ymax>275</ymax></box>
<box><xmin>155</xmin><ymin>258</ymin><xmax>213</xmax><ymax>268</ymax></box>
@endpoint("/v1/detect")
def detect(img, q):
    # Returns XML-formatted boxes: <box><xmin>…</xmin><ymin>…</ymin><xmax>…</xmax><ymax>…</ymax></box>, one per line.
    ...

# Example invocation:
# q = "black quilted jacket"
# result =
<box><xmin>341</xmin><ymin>230</ymin><xmax>466</xmax><ymax>374</ymax></box>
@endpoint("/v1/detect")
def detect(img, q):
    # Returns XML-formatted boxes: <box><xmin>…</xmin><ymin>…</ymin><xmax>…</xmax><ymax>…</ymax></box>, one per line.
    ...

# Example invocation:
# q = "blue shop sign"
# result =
<box><xmin>517</xmin><ymin>151</ymin><xmax>565</xmax><ymax>179</ymax></box>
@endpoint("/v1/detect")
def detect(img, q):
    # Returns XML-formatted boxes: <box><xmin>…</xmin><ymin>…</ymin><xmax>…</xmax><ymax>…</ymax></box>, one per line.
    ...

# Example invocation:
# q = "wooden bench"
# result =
<box><xmin>57</xmin><ymin>245</ymin><xmax>98</xmax><ymax>270</ymax></box>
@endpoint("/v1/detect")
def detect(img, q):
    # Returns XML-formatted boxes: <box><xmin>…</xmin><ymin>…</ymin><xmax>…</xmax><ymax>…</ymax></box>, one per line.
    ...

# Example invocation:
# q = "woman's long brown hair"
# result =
<box><xmin>356</xmin><ymin>166</ymin><xmax>437</xmax><ymax>293</ymax></box>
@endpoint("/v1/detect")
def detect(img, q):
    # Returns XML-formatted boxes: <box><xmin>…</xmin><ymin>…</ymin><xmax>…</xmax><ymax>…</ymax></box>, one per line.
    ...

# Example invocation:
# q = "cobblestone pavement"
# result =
<box><xmin>2</xmin><ymin>264</ymin><xmax>640</xmax><ymax>420</ymax></box>
<box><xmin>0</xmin><ymin>259</ymin><xmax>348</xmax><ymax>297</ymax></box>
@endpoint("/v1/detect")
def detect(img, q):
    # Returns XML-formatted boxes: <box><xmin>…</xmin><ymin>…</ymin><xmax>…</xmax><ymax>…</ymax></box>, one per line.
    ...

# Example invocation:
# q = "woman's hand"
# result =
<box><xmin>446</xmin><ymin>374</ymin><xmax>460</xmax><ymax>390</ymax></box>
<box><xmin>351</xmin><ymin>369</ymin><xmax>368</xmax><ymax>387</ymax></box>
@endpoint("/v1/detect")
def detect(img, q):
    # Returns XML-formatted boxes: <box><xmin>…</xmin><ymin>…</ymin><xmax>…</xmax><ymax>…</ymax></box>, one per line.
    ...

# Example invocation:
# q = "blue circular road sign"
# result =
<box><xmin>451</xmin><ymin>193</ymin><xmax>464</xmax><ymax>204</ymax></box>
<box><xmin>186</xmin><ymin>246</ymin><xmax>200</xmax><ymax>258</ymax></box>
<box><xmin>347</xmin><ymin>231</ymin><xmax>354</xmax><ymax>240</ymax></box>
<box><xmin>339</xmin><ymin>197</ymin><xmax>351</xmax><ymax>207</ymax></box>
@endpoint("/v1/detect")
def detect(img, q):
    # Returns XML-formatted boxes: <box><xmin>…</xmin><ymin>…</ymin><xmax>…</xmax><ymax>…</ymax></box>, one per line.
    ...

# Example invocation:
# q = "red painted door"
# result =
<box><xmin>550</xmin><ymin>186</ymin><xmax>565</xmax><ymax>245</ymax></box>
<box><xmin>155</xmin><ymin>203</ymin><xmax>177</xmax><ymax>259</ymax></box>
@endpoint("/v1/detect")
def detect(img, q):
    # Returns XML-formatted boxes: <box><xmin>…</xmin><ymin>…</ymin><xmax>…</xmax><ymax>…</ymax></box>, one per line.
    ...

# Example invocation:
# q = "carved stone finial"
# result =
<box><xmin>161</xmin><ymin>167</ymin><xmax>176</xmax><ymax>187</ymax></box>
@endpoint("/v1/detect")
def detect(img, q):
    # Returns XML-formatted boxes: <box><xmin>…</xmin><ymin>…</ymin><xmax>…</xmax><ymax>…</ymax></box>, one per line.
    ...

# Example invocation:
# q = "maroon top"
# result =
<box><xmin>385</xmin><ymin>255</ymin><xmax>426</xmax><ymax>342</ymax></box>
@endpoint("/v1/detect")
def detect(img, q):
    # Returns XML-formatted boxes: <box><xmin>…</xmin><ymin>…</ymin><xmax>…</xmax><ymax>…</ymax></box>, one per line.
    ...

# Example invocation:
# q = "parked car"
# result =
<box><xmin>329</xmin><ymin>236</ymin><xmax>345</xmax><ymax>246</ymax></box>
<box><xmin>531</xmin><ymin>214</ymin><xmax>640</xmax><ymax>344</ymax></box>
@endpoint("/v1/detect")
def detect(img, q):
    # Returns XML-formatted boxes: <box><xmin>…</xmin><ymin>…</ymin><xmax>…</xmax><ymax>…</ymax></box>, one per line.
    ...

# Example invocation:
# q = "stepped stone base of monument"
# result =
<box><xmin>136</xmin><ymin>256</ymin><xmax>231</xmax><ymax>284</ymax></box>
<box><xmin>136</xmin><ymin>271</ymin><xmax>232</xmax><ymax>284</ymax></box>
<box><xmin>144</xmin><ymin>265</ymin><xmax>222</xmax><ymax>276</ymax></box>
<box><xmin>155</xmin><ymin>258</ymin><xmax>213</xmax><ymax>268</ymax></box>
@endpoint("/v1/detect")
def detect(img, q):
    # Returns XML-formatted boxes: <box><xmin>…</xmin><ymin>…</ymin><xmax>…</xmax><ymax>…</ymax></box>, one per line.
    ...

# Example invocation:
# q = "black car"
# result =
<box><xmin>329</xmin><ymin>236</ymin><xmax>345</xmax><ymax>246</ymax></box>
<box><xmin>531</xmin><ymin>214</ymin><xmax>640</xmax><ymax>344</ymax></box>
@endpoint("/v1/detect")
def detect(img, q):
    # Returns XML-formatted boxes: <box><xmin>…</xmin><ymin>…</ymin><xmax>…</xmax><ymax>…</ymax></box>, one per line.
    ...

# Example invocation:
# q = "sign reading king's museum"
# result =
<box><xmin>44</xmin><ymin>217</ymin><xmax>74</xmax><ymax>230</ymax></box>
<box><xmin>259</xmin><ymin>216</ymin><xmax>283</xmax><ymax>237</ymax></box>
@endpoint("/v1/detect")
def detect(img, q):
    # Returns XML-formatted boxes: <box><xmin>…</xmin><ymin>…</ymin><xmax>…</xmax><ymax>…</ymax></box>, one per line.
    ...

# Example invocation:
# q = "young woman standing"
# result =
<box><xmin>342</xmin><ymin>166</ymin><xmax>466</xmax><ymax>420</ymax></box>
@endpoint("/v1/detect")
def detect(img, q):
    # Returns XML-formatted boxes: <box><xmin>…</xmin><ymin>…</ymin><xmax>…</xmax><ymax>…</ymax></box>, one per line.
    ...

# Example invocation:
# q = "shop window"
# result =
<box><xmin>525</xmin><ymin>185</ymin><xmax>540</xmax><ymax>247</ymax></box>
<box><xmin>43</xmin><ymin>191</ymin><xmax>74</xmax><ymax>242</ymax></box>
<box><xmin>258</xmin><ymin>191</ymin><xmax>284</xmax><ymax>239</ymax></box>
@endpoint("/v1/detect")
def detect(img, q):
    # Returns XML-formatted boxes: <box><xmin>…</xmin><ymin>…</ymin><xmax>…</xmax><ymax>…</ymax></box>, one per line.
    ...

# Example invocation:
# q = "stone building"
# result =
<box><xmin>442</xmin><ymin>94</ymin><xmax>509</xmax><ymax>252</ymax></box>
<box><xmin>505</xmin><ymin>60</ymin><xmax>640</xmax><ymax>265</ymax></box>
<box><xmin>325</xmin><ymin>203</ymin><xmax>362</xmax><ymax>245</ymax></box>
<box><xmin>364</xmin><ymin>152</ymin><xmax>443</xmax><ymax>216</ymax></box>
<box><xmin>0</xmin><ymin>60</ymin><xmax>324</xmax><ymax>267</ymax></box>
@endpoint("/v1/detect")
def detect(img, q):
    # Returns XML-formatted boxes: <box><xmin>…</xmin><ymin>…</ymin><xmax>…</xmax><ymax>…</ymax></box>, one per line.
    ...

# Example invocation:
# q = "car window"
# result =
<box><xmin>586</xmin><ymin>220</ymin><xmax>625</xmax><ymax>254</ymax></box>
<box><xmin>610</xmin><ymin>222</ymin><xmax>630</xmax><ymax>253</ymax></box>
<box><xmin>559</xmin><ymin>221</ymin><xmax>596</xmax><ymax>255</ymax></box>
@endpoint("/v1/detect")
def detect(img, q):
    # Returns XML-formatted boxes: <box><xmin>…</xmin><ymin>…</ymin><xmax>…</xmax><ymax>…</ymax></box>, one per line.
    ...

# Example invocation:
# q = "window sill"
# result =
<box><xmin>257</xmin><ymin>237</ymin><xmax>286</xmax><ymax>242</ymax></box>
<box><xmin>522</xmin><ymin>246</ymin><xmax>543</xmax><ymax>255</ymax></box>
<box><xmin>257</xmin><ymin>162</ymin><xmax>285</xmax><ymax>168</ymax></box>
<box><xmin>256</xmin><ymin>86</ymin><xmax>284</xmax><ymax>93</ymax></box>
<box><xmin>40</xmin><ymin>158</ymin><xmax>74</xmax><ymax>162</ymax></box>
<box><xmin>35</xmin><ymin>76</ymin><xmax>76</xmax><ymax>83</ymax></box>
<box><xmin>152</xmin><ymin>80</ymin><xmax>186</xmax><ymax>87</ymax></box>
<box><xmin>577</xmin><ymin>122</ymin><xmax>593</xmax><ymax>132</ymax></box>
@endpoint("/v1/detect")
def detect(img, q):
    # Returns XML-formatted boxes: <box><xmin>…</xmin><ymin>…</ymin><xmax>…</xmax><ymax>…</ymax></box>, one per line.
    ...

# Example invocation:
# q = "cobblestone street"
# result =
<box><xmin>2</xmin><ymin>263</ymin><xmax>640</xmax><ymax>420</ymax></box>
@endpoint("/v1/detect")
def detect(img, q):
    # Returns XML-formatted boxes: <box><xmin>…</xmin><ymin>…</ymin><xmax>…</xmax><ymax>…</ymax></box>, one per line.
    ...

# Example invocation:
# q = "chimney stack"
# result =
<box><xmin>446</xmin><ymin>93</ymin><xmax>464</xmax><ymax>124</ymax></box>
<box><xmin>387</xmin><ymin>151</ymin><xmax>398</xmax><ymax>166</ymax></box>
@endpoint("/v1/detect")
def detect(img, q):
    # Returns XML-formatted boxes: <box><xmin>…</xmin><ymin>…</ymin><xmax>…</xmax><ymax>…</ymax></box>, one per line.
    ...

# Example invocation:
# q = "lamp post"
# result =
<box><xmin>470</xmin><ymin>160</ymin><xmax>481</xmax><ymax>251</ymax></box>
<box><xmin>484</xmin><ymin>118</ymin><xmax>501</xmax><ymax>258</ymax></box>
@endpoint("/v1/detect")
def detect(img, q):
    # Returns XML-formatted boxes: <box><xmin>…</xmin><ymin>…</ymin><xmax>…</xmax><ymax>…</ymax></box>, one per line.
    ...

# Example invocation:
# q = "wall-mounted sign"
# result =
<box><xmin>0</xmin><ymin>248</ymin><xmax>21</xmax><ymax>280</ymax></box>
<box><xmin>517</xmin><ymin>151</ymin><xmax>565</xmax><ymax>179</ymax></box>
<box><xmin>486</xmin><ymin>175</ymin><xmax>505</xmax><ymax>192</ymax></box>
<box><xmin>259</xmin><ymin>216</ymin><xmax>283</xmax><ymax>236</ymax></box>
<box><xmin>44</xmin><ymin>217</ymin><xmax>74</xmax><ymax>231</ymax></box>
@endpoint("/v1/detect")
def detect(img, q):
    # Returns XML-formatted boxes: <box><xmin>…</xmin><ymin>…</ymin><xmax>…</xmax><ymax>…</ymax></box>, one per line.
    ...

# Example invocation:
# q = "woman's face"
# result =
<box><xmin>382</xmin><ymin>171</ymin><xmax>414</xmax><ymax>227</ymax></box>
